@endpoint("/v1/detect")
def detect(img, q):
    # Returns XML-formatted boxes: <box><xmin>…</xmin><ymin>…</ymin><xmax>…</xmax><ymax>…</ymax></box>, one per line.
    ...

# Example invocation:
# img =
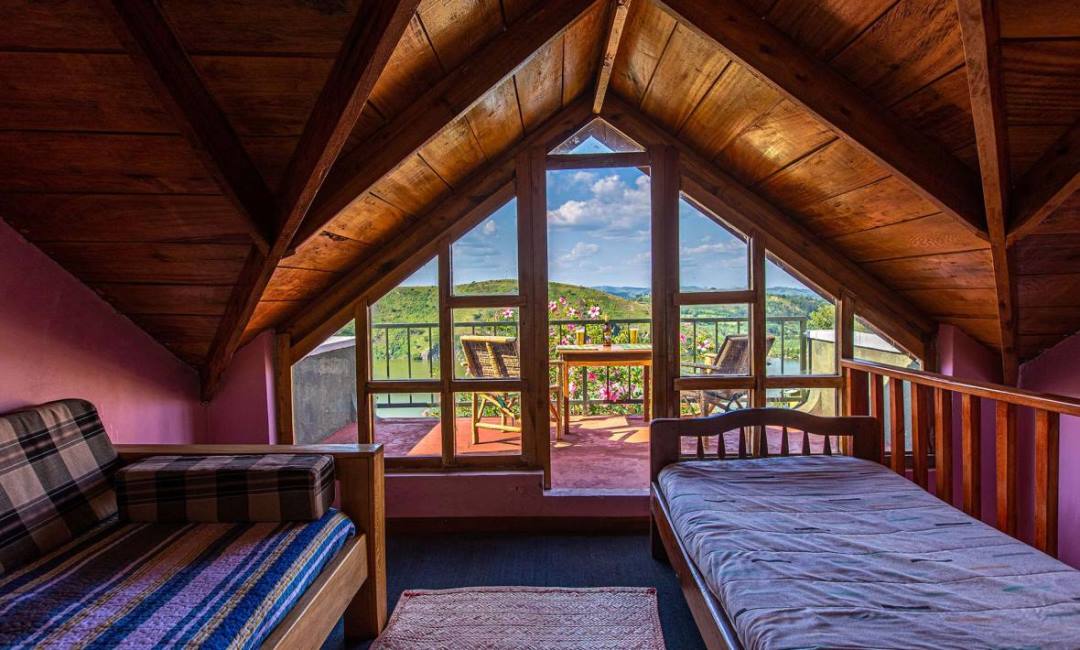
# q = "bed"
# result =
<box><xmin>650</xmin><ymin>408</ymin><xmax>1080</xmax><ymax>650</ymax></box>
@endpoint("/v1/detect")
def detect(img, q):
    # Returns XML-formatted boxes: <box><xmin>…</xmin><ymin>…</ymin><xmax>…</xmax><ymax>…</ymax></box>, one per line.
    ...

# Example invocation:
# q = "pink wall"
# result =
<box><xmin>0</xmin><ymin>220</ymin><xmax>204</xmax><ymax>443</ymax></box>
<box><xmin>205</xmin><ymin>330</ymin><xmax>277</xmax><ymax>444</ymax></box>
<box><xmin>1019</xmin><ymin>331</ymin><xmax>1080</xmax><ymax>569</ymax></box>
<box><xmin>937</xmin><ymin>324</ymin><xmax>1001</xmax><ymax>525</ymax></box>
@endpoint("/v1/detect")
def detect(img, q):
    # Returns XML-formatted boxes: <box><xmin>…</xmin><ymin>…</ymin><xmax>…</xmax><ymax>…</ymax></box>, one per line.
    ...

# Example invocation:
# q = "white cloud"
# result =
<box><xmin>559</xmin><ymin>242</ymin><xmax>599</xmax><ymax>265</ymax></box>
<box><xmin>571</xmin><ymin>171</ymin><xmax>596</xmax><ymax>185</ymax></box>
<box><xmin>546</xmin><ymin>173</ymin><xmax>651</xmax><ymax>236</ymax></box>
<box><xmin>481</xmin><ymin>219</ymin><xmax>497</xmax><ymax>236</ymax></box>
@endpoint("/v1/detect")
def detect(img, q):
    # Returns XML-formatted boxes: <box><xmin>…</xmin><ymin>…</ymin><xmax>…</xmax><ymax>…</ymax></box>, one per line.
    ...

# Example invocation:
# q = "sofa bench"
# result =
<box><xmin>0</xmin><ymin>399</ymin><xmax>386</xmax><ymax>649</ymax></box>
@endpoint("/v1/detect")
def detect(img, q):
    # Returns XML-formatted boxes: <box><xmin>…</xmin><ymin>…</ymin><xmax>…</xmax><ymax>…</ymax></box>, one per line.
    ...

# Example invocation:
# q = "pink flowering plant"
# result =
<box><xmin>547</xmin><ymin>294</ymin><xmax>651</xmax><ymax>417</ymax></box>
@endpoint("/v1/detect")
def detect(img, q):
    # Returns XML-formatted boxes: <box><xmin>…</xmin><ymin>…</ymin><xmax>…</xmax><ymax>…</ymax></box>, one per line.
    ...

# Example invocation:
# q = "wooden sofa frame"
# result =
<box><xmin>649</xmin><ymin>409</ymin><xmax>880</xmax><ymax>650</ymax></box>
<box><xmin>115</xmin><ymin>443</ymin><xmax>386</xmax><ymax>650</ymax></box>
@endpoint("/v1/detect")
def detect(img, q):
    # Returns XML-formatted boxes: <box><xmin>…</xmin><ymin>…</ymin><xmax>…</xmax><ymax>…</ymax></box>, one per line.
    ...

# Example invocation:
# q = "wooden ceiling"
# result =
<box><xmin>0</xmin><ymin>0</ymin><xmax>1077</xmax><ymax>393</ymax></box>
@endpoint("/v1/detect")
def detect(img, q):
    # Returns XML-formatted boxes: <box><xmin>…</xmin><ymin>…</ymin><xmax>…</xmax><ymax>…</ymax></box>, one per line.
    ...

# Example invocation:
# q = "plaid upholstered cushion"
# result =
<box><xmin>0</xmin><ymin>399</ymin><xmax>119</xmax><ymax>573</ymax></box>
<box><xmin>116</xmin><ymin>454</ymin><xmax>335</xmax><ymax>522</ymax></box>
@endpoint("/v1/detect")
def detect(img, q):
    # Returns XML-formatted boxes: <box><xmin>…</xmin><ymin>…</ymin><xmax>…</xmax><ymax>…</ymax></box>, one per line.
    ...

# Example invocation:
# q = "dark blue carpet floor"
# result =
<box><xmin>334</xmin><ymin>531</ymin><xmax>706</xmax><ymax>649</ymax></box>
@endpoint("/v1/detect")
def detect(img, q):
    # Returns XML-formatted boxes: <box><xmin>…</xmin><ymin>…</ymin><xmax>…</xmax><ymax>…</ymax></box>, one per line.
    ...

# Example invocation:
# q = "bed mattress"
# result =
<box><xmin>658</xmin><ymin>455</ymin><xmax>1080</xmax><ymax>649</ymax></box>
<box><xmin>0</xmin><ymin>509</ymin><xmax>355</xmax><ymax>649</ymax></box>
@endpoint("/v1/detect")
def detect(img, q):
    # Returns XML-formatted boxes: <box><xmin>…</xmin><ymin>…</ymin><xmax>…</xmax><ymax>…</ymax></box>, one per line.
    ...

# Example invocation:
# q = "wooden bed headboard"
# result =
<box><xmin>649</xmin><ymin>408</ymin><xmax>881</xmax><ymax>483</ymax></box>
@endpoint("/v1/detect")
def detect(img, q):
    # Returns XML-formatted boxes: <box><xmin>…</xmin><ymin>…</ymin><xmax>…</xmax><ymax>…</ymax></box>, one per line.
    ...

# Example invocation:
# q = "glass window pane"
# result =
<box><xmin>550</xmin><ymin>118</ymin><xmax>644</xmax><ymax>154</ymax></box>
<box><xmin>454</xmin><ymin>391</ymin><xmax>522</xmax><ymax>456</ymax></box>
<box><xmin>680</xmin><ymin>304</ymin><xmax>750</xmax><ymax>377</ymax></box>
<box><xmin>291</xmin><ymin>321</ymin><xmax>357</xmax><ymax>444</ymax></box>
<box><xmin>372</xmin><ymin>393</ymin><xmax>440</xmax><ymax>458</ymax></box>
<box><xmin>370</xmin><ymin>258</ymin><xmax>439</xmax><ymax>381</ymax></box>
<box><xmin>547</xmin><ymin>166</ymin><xmax>652</xmax><ymax>292</ymax></box>
<box><xmin>454</xmin><ymin>307</ymin><xmax>520</xmax><ymax>379</ymax></box>
<box><xmin>765</xmin><ymin>256</ymin><xmax>836</xmax><ymax>375</ymax></box>
<box><xmin>679</xmin><ymin>390</ymin><xmax>749</xmax><ymax>456</ymax></box>
<box><xmin>679</xmin><ymin>198</ymin><xmax>748</xmax><ymax>292</ymax></box>
<box><xmin>451</xmin><ymin>199</ymin><xmax>518</xmax><ymax>295</ymax></box>
<box><xmin>765</xmin><ymin>388</ymin><xmax>838</xmax><ymax>454</ymax></box>
<box><xmin>854</xmin><ymin>315</ymin><xmax>921</xmax><ymax>369</ymax></box>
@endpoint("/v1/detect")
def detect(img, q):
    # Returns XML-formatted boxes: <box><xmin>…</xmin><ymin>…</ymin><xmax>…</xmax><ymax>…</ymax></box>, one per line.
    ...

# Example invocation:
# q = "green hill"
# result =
<box><xmin>345</xmin><ymin>279</ymin><xmax>832</xmax><ymax>360</ymax></box>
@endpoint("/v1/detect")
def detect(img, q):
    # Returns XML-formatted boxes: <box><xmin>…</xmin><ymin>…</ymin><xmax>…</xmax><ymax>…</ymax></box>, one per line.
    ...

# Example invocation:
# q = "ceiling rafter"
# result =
<box><xmin>593</xmin><ymin>0</ymin><xmax>631</xmax><ymax>114</ymax></box>
<box><xmin>655</xmin><ymin>0</ymin><xmax>989</xmax><ymax>240</ymax></box>
<box><xmin>285</xmin><ymin>97</ymin><xmax>596</xmax><ymax>359</ymax></box>
<box><xmin>201</xmin><ymin>0</ymin><xmax>423</xmax><ymax>398</ymax></box>
<box><xmin>956</xmin><ymin>0</ymin><xmax>1018</xmax><ymax>383</ymax></box>
<box><xmin>287</xmin><ymin>0</ymin><xmax>603</xmax><ymax>251</ymax></box>
<box><xmin>94</xmin><ymin>0</ymin><xmax>278</xmax><ymax>253</ymax></box>
<box><xmin>1007</xmin><ymin>120</ymin><xmax>1080</xmax><ymax>244</ymax></box>
<box><xmin>599</xmin><ymin>94</ymin><xmax>937</xmax><ymax>359</ymax></box>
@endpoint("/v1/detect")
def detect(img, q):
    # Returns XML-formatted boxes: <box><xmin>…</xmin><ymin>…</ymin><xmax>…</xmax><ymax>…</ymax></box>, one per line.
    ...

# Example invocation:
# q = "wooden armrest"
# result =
<box><xmin>115</xmin><ymin>443</ymin><xmax>383</xmax><ymax>462</ymax></box>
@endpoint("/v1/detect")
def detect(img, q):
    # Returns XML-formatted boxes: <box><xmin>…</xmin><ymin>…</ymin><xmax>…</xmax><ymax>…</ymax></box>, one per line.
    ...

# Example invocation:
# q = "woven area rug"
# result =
<box><xmin>371</xmin><ymin>586</ymin><xmax>666</xmax><ymax>649</ymax></box>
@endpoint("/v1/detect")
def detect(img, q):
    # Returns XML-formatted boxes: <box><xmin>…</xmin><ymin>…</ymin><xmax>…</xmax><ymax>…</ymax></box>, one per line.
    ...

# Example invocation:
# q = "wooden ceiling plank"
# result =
<box><xmin>202</xmin><ymin>0</ymin><xmax>422</xmax><ymax>399</ymax></box>
<box><xmin>593</xmin><ymin>0</ymin><xmax>631</xmax><ymax>114</ymax></box>
<box><xmin>94</xmin><ymin>0</ymin><xmax>277</xmax><ymax>252</ymax></box>
<box><xmin>291</xmin><ymin>0</ymin><xmax>602</xmax><ymax>250</ymax></box>
<box><xmin>600</xmin><ymin>94</ymin><xmax>936</xmax><ymax>358</ymax></box>
<box><xmin>286</xmin><ymin>97</ymin><xmax>594</xmax><ymax>358</ymax></box>
<box><xmin>956</xmin><ymin>0</ymin><xmax>1018</xmax><ymax>382</ymax></box>
<box><xmin>1007</xmin><ymin>121</ymin><xmax>1080</xmax><ymax>244</ymax></box>
<box><xmin>655</xmin><ymin>0</ymin><xmax>988</xmax><ymax>238</ymax></box>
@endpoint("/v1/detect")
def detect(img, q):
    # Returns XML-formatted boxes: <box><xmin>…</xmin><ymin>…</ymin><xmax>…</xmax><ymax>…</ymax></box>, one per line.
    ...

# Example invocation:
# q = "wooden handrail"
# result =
<box><xmin>842</xmin><ymin>359</ymin><xmax>1067</xmax><ymax>558</ymax></box>
<box><xmin>841</xmin><ymin>359</ymin><xmax>1080</xmax><ymax>416</ymax></box>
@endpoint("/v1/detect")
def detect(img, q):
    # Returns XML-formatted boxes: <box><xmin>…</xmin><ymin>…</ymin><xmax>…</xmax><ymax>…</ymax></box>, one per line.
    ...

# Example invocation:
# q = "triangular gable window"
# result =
<box><xmin>550</xmin><ymin>117</ymin><xmax>644</xmax><ymax>154</ymax></box>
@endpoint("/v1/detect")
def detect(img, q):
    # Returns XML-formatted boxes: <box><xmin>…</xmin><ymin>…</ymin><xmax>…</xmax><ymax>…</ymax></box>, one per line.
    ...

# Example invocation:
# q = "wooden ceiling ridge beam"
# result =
<box><xmin>654</xmin><ymin>0</ymin><xmax>989</xmax><ymax>239</ymax></box>
<box><xmin>1007</xmin><ymin>120</ymin><xmax>1080</xmax><ymax>245</ymax></box>
<box><xmin>956</xmin><ymin>0</ymin><xmax>1018</xmax><ymax>383</ymax></box>
<box><xmin>288</xmin><ymin>0</ymin><xmax>603</xmax><ymax>251</ymax></box>
<box><xmin>592</xmin><ymin>0</ymin><xmax>632</xmax><ymax>114</ymax></box>
<box><xmin>95</xmin><ymin>0</ymin><xmax>278</xmax><ymax>253</ymax></box>
<box><xmin>599</xmin><ymin>94</ymin><xmax>937</xmax><ymax>359</ymax></box>
<box><xmin>286</xmin><ymin>97</ymin><xmax>596</xmax><ymax>359</ymax></box>
<box><xmin>202</xmin><ymin>0</ymin><xmax>422</xmax><ymax>398</ymax></box>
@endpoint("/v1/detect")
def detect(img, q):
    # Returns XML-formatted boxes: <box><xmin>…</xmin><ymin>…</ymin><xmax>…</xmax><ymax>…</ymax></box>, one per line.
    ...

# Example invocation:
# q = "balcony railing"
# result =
<box><xmin>369</xmin><ymin>316</ymin><xmax>813</xmax><ymax>412</ymax></box>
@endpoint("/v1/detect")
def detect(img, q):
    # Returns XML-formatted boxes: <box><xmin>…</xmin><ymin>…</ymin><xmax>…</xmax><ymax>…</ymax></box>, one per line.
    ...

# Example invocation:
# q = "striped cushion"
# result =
<box><xmin>0</xmin><ymin>509</ymin><xmax>355</xmax><ymax>649</ymax></box>
<box><xmin>117</xmin><ymin>454</ymin><xmax>335</xmax><ymax>522</ymax></box>
<box><xmin>0</xmin><ymin>399</ymin><xmax>119</xmax><ymax>574</ymax></box>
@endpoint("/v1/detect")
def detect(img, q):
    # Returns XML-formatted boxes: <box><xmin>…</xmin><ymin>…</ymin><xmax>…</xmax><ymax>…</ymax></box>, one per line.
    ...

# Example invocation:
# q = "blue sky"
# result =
<box><xmin>409</xmin><ymin>133</ymin><xmax>810</xmax><ymax>292</ymax></box>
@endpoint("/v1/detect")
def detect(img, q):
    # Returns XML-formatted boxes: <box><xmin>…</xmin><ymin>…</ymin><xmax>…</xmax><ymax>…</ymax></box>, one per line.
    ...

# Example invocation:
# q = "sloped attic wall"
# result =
<box><xmin>0</xmin><ymin>219</ymin><xmax>205</xmax><ymax>443</ymax></box>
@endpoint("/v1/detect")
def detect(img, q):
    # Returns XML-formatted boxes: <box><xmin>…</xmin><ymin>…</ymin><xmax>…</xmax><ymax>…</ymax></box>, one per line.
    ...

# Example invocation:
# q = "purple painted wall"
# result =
<box><xmin>0</xmin><ymin>219</ymin><xmax>204</xmax><ymax>443</ymax></box>
<box><xmin>937</xmin><ymin>324</ymin><xmax>1001</xmax><ymax>525</ymax></box>
<box><xmin>1020</xmin><ymin>332</ymin><xmax>1080</xmax><ymax>569</ymax></box>
<box><xmin>205</xmin><ymin>331</ymin><xmax>277</xmax><ymax>444</ymax></box>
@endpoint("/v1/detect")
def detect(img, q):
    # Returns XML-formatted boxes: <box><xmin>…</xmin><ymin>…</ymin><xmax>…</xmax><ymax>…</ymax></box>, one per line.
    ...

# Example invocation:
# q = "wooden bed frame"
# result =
<box><xmin>649</xmin><ymin>409</ymin><xmax>881</xmax><ymax>650</ymax></box>
<box><xmin>115</xmin><ymin>443</ymin><xmax>386</xmax><ymax>650</ymax></box>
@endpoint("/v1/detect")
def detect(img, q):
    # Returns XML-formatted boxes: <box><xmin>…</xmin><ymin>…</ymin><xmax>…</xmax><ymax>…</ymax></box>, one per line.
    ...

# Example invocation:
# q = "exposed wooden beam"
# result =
<box><xmin>655</xmin><ymin>0</ymin><xmax>988</xmax><ymax>238</ymax></box>
<box><xmin>1008</xmin><ymin>120</ymin><xmax>1080</xmax><ymax>244</ymax></box>
<box><xmin>287</xmin><ymin>98</ymin><xmax>594</xmax><ymax>359</ymax></box>
<box><xmin>289</xmin><ymin>0</ymin><xmax>602</xmax><ymax>250</ymax></box>
<box><xmin>601</xmin><ymin>95</ymin><xmax>936</xmax><ymax>359</ymax></box>
<box><xmin>202</xmin><ymin>0</ymin><xmax>421</xmax><ymax>398</ymax></box>
<box><xmin>593</xmin><ymin>0</ymin><xmax>631</xmax><ymax>114</ymax></box>
<box><xmin>957</xmin><ymin>0</ymin><xmax>1018</xmax><ymax>383</ymax></box>
<box><xmin>95</xmin><ymin>0</ymin><xmax>277</xmax><ymax>253</ymax></box>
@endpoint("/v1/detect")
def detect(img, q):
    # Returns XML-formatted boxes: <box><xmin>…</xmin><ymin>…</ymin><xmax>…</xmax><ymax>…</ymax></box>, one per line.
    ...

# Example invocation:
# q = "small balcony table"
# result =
<box><xmin>555</xmin><ymin>343</ymin><xmax>652</xmax><ymax>435</ymax></box>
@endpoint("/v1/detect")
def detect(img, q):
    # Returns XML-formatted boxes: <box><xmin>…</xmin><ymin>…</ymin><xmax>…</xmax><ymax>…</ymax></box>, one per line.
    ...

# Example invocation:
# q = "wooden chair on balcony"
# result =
<box><xmin>459</xmin><ymin>335</ymin><xmax>563</xmax><ymax>443</ymax></box>
<box><xmin>682</xmin><ymin>334</ymin><xmax>776</xmax><ymax>416</ymax></box>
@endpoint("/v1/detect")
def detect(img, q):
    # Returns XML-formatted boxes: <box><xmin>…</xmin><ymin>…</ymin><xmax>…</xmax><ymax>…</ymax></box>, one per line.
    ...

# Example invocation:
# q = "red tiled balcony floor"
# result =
<box><xmin>323</xmin><ymin>415</ymin><xmax>831</xmax><ymax>491</ymax></box>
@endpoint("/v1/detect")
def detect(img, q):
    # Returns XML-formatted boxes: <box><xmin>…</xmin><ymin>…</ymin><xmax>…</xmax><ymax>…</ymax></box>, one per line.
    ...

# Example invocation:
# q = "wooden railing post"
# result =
<box><xmin>961</xmin><ymin>393</ymin><xmax>982</xmax><ymax>518</ymax></box>
<box><xmin>889</xmin><ymin>379</ymin><xmax>906</xmax><ymax>476</ymax></box>
<box><xmin>867</xmin><ymin>373</ymin><xmax>885</xmax><ymax>466</ymax></box>
<box><xmin>995</xmin><ymin>401</ymin><xmax>1018</xmax><ymax>536</ymax></box>
<box><xmin>844</xmin><ymin>367</ymin><xmax>870</xmax><ymax>457</ymax></box>
<box><xmin>910</xmin><ymin>384</ymin><xmax>930</xmax><ymax>488</ymax></box>
<box><xmin>933</xmin><ymin>388</ymin><xmax>954</xmax><ymax>504</ymax></box>
<box><xmin>1034</xmin><ymin>409</ymin><xmax>1060</xmax><ymax>556</ymax></box>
